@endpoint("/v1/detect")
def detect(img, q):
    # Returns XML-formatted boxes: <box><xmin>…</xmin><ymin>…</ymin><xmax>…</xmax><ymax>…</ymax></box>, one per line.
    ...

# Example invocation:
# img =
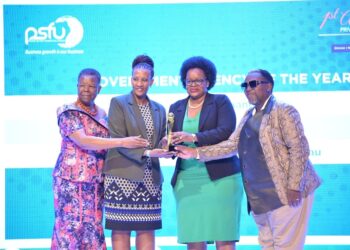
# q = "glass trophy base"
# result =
<box><xmin>168</xmin><ymin>144</ymin><xmax>176</xmax><ymax>159</ymax></box>
<box><xmin>168</xmin><ymin>144</ymin><xmax>176</xmax><ymax>152</ymax></box>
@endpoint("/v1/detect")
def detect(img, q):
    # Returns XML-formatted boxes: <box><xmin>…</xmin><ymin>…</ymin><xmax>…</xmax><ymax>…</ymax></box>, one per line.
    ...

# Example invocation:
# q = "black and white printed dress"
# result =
<box><xmin>104</xmin><ymin>103</ymin><xmax>162</xmax><ymax>230</ymax></box>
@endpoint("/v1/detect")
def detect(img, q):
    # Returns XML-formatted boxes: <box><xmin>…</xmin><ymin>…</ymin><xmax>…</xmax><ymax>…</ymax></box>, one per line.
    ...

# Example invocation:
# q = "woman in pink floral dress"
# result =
<box><xmin>51</xmin><ymin>68</ymin><xmax>148</xmax><ymax>249</ymax></box>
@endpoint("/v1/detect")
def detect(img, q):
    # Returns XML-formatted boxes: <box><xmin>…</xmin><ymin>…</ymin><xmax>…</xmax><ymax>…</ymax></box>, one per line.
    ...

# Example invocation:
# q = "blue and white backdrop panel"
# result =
<box><xmin>1</xmin><ymin>0</ymin><xmax>350</xmax><ymax>248</ymax></box>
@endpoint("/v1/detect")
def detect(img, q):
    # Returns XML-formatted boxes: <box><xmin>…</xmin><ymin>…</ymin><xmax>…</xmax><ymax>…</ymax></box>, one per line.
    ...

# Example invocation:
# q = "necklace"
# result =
<box><xmin>75</xmin><ymin>99</ymin><xmax>98</xmax><ymax>116</ymax></box>
<box><xmin>188</xmin><ymin>98</ymin><xmax>205</xmax><ymax>109</ymax></box>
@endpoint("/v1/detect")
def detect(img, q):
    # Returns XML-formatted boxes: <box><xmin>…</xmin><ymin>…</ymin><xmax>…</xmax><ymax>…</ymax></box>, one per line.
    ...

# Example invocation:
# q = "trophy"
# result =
<box><xmin>166</xmin><ymin>112</ymin><xmax>175</xmax><ymax>152</ymax></box>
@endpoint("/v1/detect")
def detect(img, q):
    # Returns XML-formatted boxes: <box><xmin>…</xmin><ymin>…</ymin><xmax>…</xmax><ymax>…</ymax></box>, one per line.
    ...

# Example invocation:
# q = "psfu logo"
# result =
<box><xmin>25</xmin><ymin>16</ymin><xmax>84</xmax><ymax>49</ymax></box>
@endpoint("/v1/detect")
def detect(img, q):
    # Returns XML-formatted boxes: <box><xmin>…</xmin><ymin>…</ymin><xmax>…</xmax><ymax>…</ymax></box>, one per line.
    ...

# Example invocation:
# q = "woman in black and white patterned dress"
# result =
<box><xmin>103</xmin><ymin>55</ymin><xmax>174</xmax><ymax>249</ymax></box>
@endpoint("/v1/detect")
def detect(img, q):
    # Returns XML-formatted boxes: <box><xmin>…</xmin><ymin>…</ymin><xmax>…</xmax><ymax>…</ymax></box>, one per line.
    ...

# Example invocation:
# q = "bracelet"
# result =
<box><xmin>195</xmin><ymin>148</ymin><xmax>200</xmax><ymax>160</ymax></box>
<box><xmin>145</xmin><ymin>150</ymin><xmax>151</xmax><ymax>158</ymax></box>
<box><xmin>191</xmin><ymin>133</ymin><xmax>196</xmax><ymax>143</ymax></box>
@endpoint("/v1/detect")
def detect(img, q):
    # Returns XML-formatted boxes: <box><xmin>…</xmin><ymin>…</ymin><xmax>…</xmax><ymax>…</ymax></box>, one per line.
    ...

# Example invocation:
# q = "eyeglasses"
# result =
<box><xmin>185</xmin><ymin>78</ymin><xmax>207</xmax><ymax>87</ymax></box>
<box><xmin>241</xmin><ymin>80</ymin><xmax>269</xmax><ymax>90</ymax></box>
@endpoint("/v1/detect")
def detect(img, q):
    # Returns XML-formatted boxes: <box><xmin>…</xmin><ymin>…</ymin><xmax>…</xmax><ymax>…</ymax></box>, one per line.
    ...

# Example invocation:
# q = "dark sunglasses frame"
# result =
<box><xmin>241</xmin><ymin>80</ymin><xmax>269</xmax><ymax>90</ymax></box>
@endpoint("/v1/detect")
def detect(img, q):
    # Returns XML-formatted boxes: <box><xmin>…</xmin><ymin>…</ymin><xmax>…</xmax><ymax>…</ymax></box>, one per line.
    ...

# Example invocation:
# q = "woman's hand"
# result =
<box><xmin>175</xmin><ymin>145</ymin><xmax>197</xmax><ymax>159</ymax></box>
<box><xmin>159</xmin><ymin>136</ymin><xmax>168</xmax><ymax>149</ymax></box>
<box><xmin>171</xmin><ymin>131</ymin><xmax>195</xmax><ymax>145</ymax></box>
<box><xmin>149</xmin><ymin>148</ymin><xmax>176</xmax><ymax>158</ymax></box>
<box><xmin>119</xmin><ymin>136</ymin><xmax>148</xmax><ymax>148</ymax></box>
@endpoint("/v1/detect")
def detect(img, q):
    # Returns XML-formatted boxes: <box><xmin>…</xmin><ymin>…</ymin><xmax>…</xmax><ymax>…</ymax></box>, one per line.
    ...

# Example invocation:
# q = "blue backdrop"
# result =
<box><xmin>2</xmin><ymin>0</ymin><xmax>350</xmax><ymax>249</ymax></box>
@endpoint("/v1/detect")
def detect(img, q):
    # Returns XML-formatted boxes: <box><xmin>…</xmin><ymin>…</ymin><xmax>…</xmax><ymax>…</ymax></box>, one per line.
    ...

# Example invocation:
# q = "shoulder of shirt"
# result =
<box><xmin>56</xmin><ymin>103</ymin><xmax>78</xmax><ymax>116</ymax></box>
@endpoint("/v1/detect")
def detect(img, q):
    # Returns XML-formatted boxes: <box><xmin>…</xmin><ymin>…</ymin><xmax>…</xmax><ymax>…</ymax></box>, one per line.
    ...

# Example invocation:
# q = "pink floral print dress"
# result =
<box><xmin>51</xmin><ymin>104</ymin><xmax>109</xmax><ymax>250</ymax></box>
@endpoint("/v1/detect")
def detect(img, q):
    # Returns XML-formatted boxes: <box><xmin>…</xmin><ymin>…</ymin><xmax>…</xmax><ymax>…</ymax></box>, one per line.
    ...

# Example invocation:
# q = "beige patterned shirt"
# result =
<box><xmin>198</xmin><ymin>97</ymin><xmax>321</xmax><ymax>205</ymax></box>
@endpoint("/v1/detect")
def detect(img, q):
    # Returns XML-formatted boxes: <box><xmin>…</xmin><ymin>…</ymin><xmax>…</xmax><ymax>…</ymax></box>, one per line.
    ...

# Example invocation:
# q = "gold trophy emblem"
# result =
<box><xmin>166</xmin><ymin>112</ymin><xmax>175</xmax><ymax>152</ymax></box>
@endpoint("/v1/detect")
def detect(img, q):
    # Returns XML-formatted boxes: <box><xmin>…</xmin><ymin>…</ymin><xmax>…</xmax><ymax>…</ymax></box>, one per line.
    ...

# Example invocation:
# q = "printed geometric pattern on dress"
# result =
<box><xmin>104</xmin><ymin>175</ymin><xmax>161</xmax><ymax>204</ymax></box>
<box><xmin>105</xmin><ymin>184</ymin><xmax>161</xmax><ymax>223</ymax></box>
<box><xmin>104</xmin><ymin>175</ymin><xmax>138</xmax><ymax>199</ymax></box>
<box><xmin>138</xmin><ymin>103</ymin><xmax>154</xmax><ymax>146</ymax></box>
<box><xmin>105</xmin><ymin>211</ymin><xmax>161</xmax><ymax>222</ymax></box>
<box><xmin>104</xmin><ymin>177</ymin><xmax>162</xmax><ymax>224</ymax></box>
<box><xmin>104</xmin><ymin>198</ymin><xmax>162</xmax><ymax>210</ymax></box>
<box><xmin>138</xmin><ymin>103</ymin><xmax>162</xmax><ymax>196</ymax></box>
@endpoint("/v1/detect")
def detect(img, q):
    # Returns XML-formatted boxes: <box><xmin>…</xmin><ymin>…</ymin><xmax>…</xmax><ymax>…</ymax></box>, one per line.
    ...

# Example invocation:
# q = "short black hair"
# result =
<box><xmin>249</xmin><ymin>69</ymin><xmax>274</xmax><ymax>89</ymax></box>
<box><xmin>132</xmin><ymin>54</ymin><xmax>154</xmax><ymax>78</ymax></box>
<box><xmin>78</xmin><ymin>68</ymin><xmax>101</xmax><ymax>84</ymax></box>
<box><xmin>180</xmin><ymin>56</ymin><xmax>216</xmax><ymax>90</ymax></box>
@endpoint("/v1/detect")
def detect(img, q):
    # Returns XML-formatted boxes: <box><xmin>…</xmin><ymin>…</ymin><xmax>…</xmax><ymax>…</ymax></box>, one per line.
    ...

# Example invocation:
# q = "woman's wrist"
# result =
<box><xmin>117</xmin><ymin>138</ymin><xmax>125</xmax><ymax>147</ymax></box>
<box><xmin>195</xmin><ymin>148</ymin><xmax>200</xmax><ymax>160</ymax></box>
<box><xmin>144</xmin><ymin>149</ymin><xmax>151</xmax><ymax>157</ymax></box>
<box><xmin>191</xmin><ymin>133</ymin><xmax>197</xmax><ymax>143</ymax></box>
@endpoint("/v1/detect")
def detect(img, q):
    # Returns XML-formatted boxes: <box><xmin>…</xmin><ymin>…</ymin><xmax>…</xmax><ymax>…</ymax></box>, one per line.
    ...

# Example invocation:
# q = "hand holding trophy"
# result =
<box><xmin>166</xmin><ymin>112</ymin><xmax>176</xmax><ymax>152</ymax></box>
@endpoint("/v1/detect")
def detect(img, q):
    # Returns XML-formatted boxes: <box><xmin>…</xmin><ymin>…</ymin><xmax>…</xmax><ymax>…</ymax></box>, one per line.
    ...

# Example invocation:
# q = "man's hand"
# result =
<box><xmin>175</xmin><ymin>145</ymin><xmax>197</xmax><ymax>159</ymax></box>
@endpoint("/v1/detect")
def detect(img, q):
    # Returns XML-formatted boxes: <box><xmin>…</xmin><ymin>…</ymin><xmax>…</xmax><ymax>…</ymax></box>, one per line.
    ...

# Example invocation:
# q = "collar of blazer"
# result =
<box><xmin>174</xmin><ymin>93</ymin><xmax>214</xmax><ymax>112</ymax></box>
<box><xmin>173</xmin><ymin>93</ymin><xmax>214</xmax><ymax>131</ymax></box>
<box><xmin>126</xmin><ymin>91</ymin><xmax>159</xmax><ymax>111</ymax></box>
<box><xmin>126</xmin><ymin>92</ymin><xmax>162</xmax><ymax>147</ymax></box>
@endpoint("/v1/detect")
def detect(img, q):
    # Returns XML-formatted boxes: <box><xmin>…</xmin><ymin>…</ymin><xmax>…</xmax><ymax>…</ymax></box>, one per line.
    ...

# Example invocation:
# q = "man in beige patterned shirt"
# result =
<box><xmin>175</xmin><ymin>69</ymin><xmax>321</xmax><ymax>250</ymax></box>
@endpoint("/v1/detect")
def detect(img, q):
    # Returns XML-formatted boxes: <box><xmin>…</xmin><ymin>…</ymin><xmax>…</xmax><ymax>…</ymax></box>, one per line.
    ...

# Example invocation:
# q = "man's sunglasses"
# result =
<box><xmin>241</xmin><ymin>80</ymin><xmax>270</xmax><ymax>90</ymax></box>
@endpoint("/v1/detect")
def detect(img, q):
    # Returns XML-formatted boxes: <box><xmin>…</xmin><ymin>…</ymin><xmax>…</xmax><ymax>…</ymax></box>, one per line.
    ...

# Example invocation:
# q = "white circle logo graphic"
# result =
<box><xmin>24</xmin><ymin>15</ymin><xmax>84</xmax><ymax>49</ymax></box>
<box><xmin>55</xmin><ymin>16</ymin><xmax>84</xmax><ymax>48</ymax></box>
